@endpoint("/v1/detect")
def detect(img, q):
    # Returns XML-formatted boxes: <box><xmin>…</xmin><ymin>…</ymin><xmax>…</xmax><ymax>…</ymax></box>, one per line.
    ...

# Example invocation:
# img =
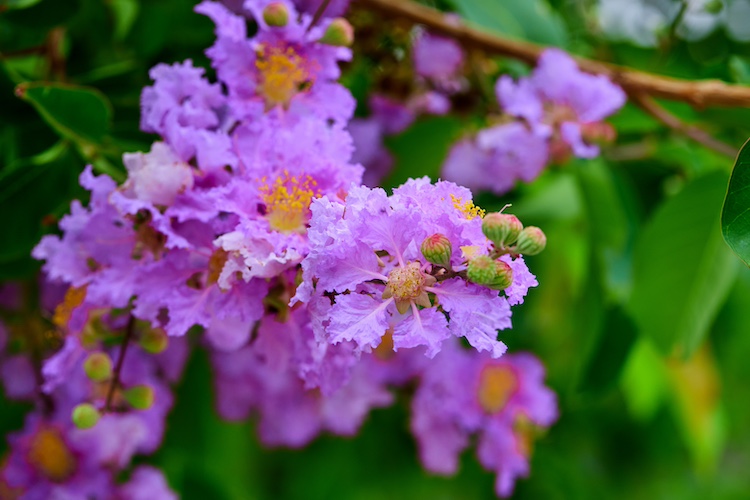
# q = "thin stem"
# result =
<box><xmin>356</xmin><ymin>0</ymin><xmax>750</xmax><ymax>108</ymax></box>
<box><xmin>105</xmin><ymin>316</ymin><xmax>135</xmax><ymax>412</ymax></box>
<box><xmin>307</xmin><ymin>0</ymin><xmax>333</xmax><ymax>32</ymax></box>
<box><xmin>631</xmin><ymin>93</ymin><xmax>737</xmax><ymax>158</ymax></box>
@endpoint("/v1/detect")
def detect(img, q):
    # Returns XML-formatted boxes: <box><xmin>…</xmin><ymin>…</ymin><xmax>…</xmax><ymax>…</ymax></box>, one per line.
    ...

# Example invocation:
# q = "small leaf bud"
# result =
<box><xmin>421</xmin><ymin>234</ymin><xmax>452</xmax><ymax>268</ymax></box>
<box><xmin>263</xmin><ymin>2</ymin><xmax>289</xmax><ymax>27</ymax></box>
<box><xmin>83</xmin><ymin>352</ymin><xmax>113</xmax><ymax>382</ymax></box>
<box><xmin>482</xmin><ymin>213</ymin><xmax>523</xmax><ymax>247</ymax></box>
<box><xmin>467</xmin><ymin>256</ymin><xmax>513</xmax><ymax>290</ymax></box>
<box><xmin>704</xmin><ymin>0</ymin><xmax>723</xmax><ymax>14</ymax></box>
<box><xmin>124</xmin><ymin>385</ymin><xmax>155</xmax><ymax>410</ymax></box>
<box><xmin>319</xmin><ymin>18</ymin><xmax>354</xmax><ymax>47</ymax></box>
<box><xmin>139</xmin><ymin>328</ymin><xmax>169</xmax><ymax>354</ymax></box>
<box><xmin>72</xmin><ymin>403</ymin><xmax>100</xmax><ymax>430</ymax></box>
<box><xmin>515</xmin><ymin>227</ymin><xmax>546</xmax><ymax>256</ymax></box>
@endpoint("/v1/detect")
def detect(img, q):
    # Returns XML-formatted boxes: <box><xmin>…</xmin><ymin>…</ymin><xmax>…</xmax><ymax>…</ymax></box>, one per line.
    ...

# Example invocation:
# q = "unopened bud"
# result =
<box><xmin>580</xmin><ymin>121</ymin><xmax>616</xmax><ymax>146</ymax></box>
<box><xmin>72</xmin><ymin>403</ymin><xmax>100</xmax><ymax>429</ymax></box>
<box><xmin>421</xmin><ymin>234</ymin><xmax>452</xmax><ymax>268</ymax></box>
<box><xmin>83</xmin><ymin>352</ymin><xmax>112</xmax><ymax>382</ymax></box>
<box><xmin>467</xmin><ymin>256</ymin><xmax>513</xmax><ymax>290</ymax></box>
<box><xmin>139</xmin><ymin>328</ymin><xmax>168</xmax><ymax>354</ymax></box>
<box><xmin>515</xmin><ymin>227</ymin><xmax>546</xmax><ymax>256</ymax></box>
<box><xmin>263</xmin><ymin>2</ymin><xmax>289</xmax><ymax>27</ymax></box>
<box><xmin>482</xmin><ymin>213</ymin><xmax>523</xmax><ymax>247</ymax></box>
<box><xmin>124</xmin><ymin>385</ymin><xmax>155</xmax><ymax>410</ymax></box>
<box><xmin>319</xmin><ymin>18</ymin><xmax>354</xmax><ymax>47</ymax></box>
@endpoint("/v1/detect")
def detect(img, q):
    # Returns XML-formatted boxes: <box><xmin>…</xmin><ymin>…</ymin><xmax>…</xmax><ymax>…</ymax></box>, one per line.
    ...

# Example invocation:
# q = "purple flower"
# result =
<box><xmin>413</xmin><ymin>32</ymin><xmax>464</xmax><ymax>82</ymax></box>
<box><xmin>442</xmin><ymin>122</ymin><xmax>549</xmax><ymax>195</ymax></box>
<box><xmin>411</xmin><ymin>342</ymin><xmax>558</xmax><ymax>497</ymax></box>
<box><xmin>297</xmin><ymin>180</ymin><xmax>537</xmax><ymax>358</ymax></box>
<box><xmin>197</xmin><ymin>0</ymin><xmax>354</xmax><ymax>124</ymax></box>
<box><xmin>497</xmin><ymin>48</ymin><xmax>626</xmax><ymax>159</ymax></box>
<box><xmin>118</xmin><ymin>466</ymin><xmax>177</xmax><ymax>500</ymax></box>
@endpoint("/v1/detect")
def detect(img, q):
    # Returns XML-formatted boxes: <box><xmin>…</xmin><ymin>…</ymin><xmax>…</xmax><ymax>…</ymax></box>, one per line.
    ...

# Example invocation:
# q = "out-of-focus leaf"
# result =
<box><xmin>578</xmin><ymin>306</ymin><xmax>638</xmax><ymax>394</ymax></box>
<box><xmin>621</xmin><ymin>339</ymin><xmax>668</xmax><ymax>421</ymax></box>
<box><xmin>109</xmin><ymin>0</ymin><xmax>140</xmax><ymax>40</ymax></box>
<box><xmin>3</xmin><ymin>0</ymin><xmax>44</xmax><ymax>9</ymax></box>
<box><xmin>665</xmin><ymin>344</ymin><xmax>726</xmax><ymax>474</ymax></box>
<box><xmin>0</xmin><ymin>143</ymin><xmax>81</xmax><ymax>274</ymax></box>
<box><xmin>628</xmin><ymin>172</ymin><xmax>738</xmax><ymax>357</ymax></box>
<box><xmin>453</xmin><ymin>0</ymin><xmax>568</xmax><ymax>46</ymax></box>
<box><xmin>15</xmin><ymin>82</ymin><xmax>112</xmax><ymax>144</ymax></box>
<box><xmin>575</xmin><ymin>159</ymin><xmax>636</xmax><ymax>301</ymax></box>
<box><xmin>729</xmin><ymin>55</ymin><xmax>750</xmax><ymax>84</ymax></box>
<box><xmin>722</xmin><ymin>138</ymin><xmax>750</xmax><ymax>266</ymax></box>
<box><xmin>384</xmin><ymin>116</ymin><xmax>463</xmax><ymax>188</ymax></box>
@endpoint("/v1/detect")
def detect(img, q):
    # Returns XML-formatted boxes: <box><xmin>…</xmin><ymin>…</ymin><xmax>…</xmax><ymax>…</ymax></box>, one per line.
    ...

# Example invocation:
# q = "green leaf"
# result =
<box><xmin>383</xmin><ymin>116</ymin><xmax>463</xmax><ymax>189</ymax></box>
<box><xmin>109</xmin><ymin>0</ymin><xmax>140</xmax><ymax>40</ymax></box>
<box><xmin>453</xmin><ymin>0</ymin><xmax>568</xmax><ymax>46</ymax></box>
<box><xmin>722</xmin><ymin>137</ymin><xmax>750</xmax><ymax>266</ymax></box>
<box><xmin>3</xmin><ymin>0</ymin><xmax>44</xmax><ymax>9</ymax></box>
<box><xmin>15</xmin><ymin>82</ymin><xmax>112</xmax><ymax>144</ymax></box>
<box><xmin>578</xmin><ymin>305</ymin><xmax>638</xmax><ymax>394</ymax></box>
<box><xmin>628</xmin><ymin>172</ymin><xmax>738</xmax><ymax>357</ymax></box>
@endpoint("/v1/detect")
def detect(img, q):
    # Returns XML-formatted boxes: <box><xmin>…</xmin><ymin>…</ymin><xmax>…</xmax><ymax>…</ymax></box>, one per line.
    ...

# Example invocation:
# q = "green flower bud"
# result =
<box><xmin>319</xmin><ymin>18</ymin><xmax>354</xmax><ymax>47</ymax></box>
<box><xmin>515</xmin><ymin>226</ymin><xmax>546</xmax><ymax>256</ymax></box>
<box><xmin>421</xmin><ymin>234</ymin><xmax>452</xmax><ymax>268</ymax></box>
<box><xmin>124</xmin><ymin>385</ymin><xmax>155</xmax><ymax>410</ymax></box>
<box><xmin>263</xmin><ymin>2</ymin><xmax>289</xmax><ymax>27</ymax></box>
<box><xmin>482</xmin><ymin>213</ymin><xmax>523</xmax><ymax>247</ymax></box>
<box><xmin>704</xmin><ymin>0</ymin><xmax>723</xmax><ymax>14</ymax></box>
<box><xmin>139</xmin><ymin>328</ymin><xmax>169</xmax><ymax>354</ymax></box>
<box><xmin>467</xmin><ymin>256</ymin><xmax>513</xmax><ymax>290</ymax></box>
<box><xmin>83</xmin><ymin>352</ymin><xmax>113</xmax><ymax>382</ymax></box>
<box><xmin>71</xmin><ymin>403</ymin><xmax>100</xmax><ymax>430</ymax></box>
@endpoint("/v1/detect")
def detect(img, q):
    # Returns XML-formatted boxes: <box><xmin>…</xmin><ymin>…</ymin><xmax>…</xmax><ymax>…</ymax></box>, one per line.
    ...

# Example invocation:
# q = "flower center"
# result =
<box><xmin>255</xmin><ymin>44</ymin><xmax>311</xmax><ymax>108</ymax></box>
<box><xmin>450</xmin><ymin>194</ymin><xmax>485</xmax><ymax>220</ymax></box>
<box><xmin>384</xmin><ymin>262</ymin><xmax>427</xmax><ymax>302</ymax></box>
<box><xmin>53</xmin><ymin>286</ymin><xmax>87</xmax><ymax>329</ymax></box>
<box><xmin>260</xmin><ymin>172</ymin><xmax>319</xmax><ymax>233</ymax></box>
<box><xmin>478</xmin><ymin>364</ymin><xmax>518</xmax><ymax>414</ymax></box>
<box><xmin>27</xmin><ymin>426</ymin><xmax>77</xmax><ymax>483</ymax></box>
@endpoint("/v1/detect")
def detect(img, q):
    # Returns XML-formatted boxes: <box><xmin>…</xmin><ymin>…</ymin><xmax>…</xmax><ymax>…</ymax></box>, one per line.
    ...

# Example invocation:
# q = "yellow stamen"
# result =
<box><xmin>478</xmin><ymin>364</ymin><xmax>518</xmax><ymax>414</ymax></box>
<box><xmin>255</xmin><ymin>44</ymin><xmax>311</xmax><ymax>108</ymax></box>
<box><xmin>53</xmin><ymin>286</ymin><xmax>87</xmax><ymax>329</ymax></box>
<box><xmin>260</xmin><ymin>171</ymin><xmax>319</xmax><ymax>233</ymax></box>
<box><xmin>27</xmin><ymin>426</ymin><xmax>77</xmax><ymax>483</ymax></box>
<box><xmin>513</xmin><ymin>415</ymin><xmax>536</xmax><ymax>457</ymax></box>
<box><xmin>450</xmin><ymin>194</ymin><xmax>485</xmax><ymax>220</ymax></box>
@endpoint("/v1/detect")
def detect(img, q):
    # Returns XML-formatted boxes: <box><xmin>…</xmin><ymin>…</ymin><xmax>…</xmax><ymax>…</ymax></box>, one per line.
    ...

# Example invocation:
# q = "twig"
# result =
<box><xmin>105</xmin><ymin>316</ymin><xmax>135</xmax><ymax>412</ymax></box>
<box><xmin>307</xmin><ymin>0</ymin><xmax>333</xmax><ymax>32</ymax></box>
<box><xmin>631</xmin><ymin>93</ymin><xmax>737</xmax><ymax>157</ymax></box>
<box><xmin>357</xmin><ymin>0</ymin><xmax>750</xmax><ymax>109</ymax></box>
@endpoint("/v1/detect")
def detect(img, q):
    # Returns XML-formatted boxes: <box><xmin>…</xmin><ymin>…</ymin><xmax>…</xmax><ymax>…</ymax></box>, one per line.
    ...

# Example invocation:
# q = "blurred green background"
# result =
<box><xmin>2</xmin><ymin>0</ymin><xmax>750</xmax><ymax>498</ymax></box>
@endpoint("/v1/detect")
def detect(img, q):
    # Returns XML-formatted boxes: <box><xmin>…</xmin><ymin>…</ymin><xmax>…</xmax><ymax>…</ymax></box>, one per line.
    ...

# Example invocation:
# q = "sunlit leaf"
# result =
<box><xmin>628</xmin><ymin>172</ymin><xmax>738</xmax><ymax>356</ymax></box>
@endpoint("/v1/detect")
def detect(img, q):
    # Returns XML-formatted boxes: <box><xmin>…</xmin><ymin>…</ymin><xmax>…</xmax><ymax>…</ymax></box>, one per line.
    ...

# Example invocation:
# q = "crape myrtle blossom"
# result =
<box><xmin>295</xmin><ymin>178</ymin><xmax>539</xmax><ymax>359</ymax></box>
<box><xmin>442</xmin><ymin>48</ymin><xmax>625</xmax><ymax>194</ymax></box>
<box><xmin>197</xmin><ymin>0</ymin><xmax>355</xmax><ymax>125</ymax></box>
<box><xmin>497</xmin><ymin>48</ymin><xmax>626</xmax><ymax>160</ymax></box>
<box><xmin>411</xmin><ymin>341</ymin><xmax>558</xmax><ymax>497</ymax></box>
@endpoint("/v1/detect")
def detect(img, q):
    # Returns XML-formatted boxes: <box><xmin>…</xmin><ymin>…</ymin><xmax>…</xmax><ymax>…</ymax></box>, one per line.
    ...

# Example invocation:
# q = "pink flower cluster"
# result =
<box><xmin>2</xmin><ymin>1</ymin><xmax>558</xmax><ymax>497</ymax></box>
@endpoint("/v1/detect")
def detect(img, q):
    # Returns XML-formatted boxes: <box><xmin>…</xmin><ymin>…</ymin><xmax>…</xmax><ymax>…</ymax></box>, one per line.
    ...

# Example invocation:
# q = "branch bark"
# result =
<box><xmin>357</xmin><ymin>0</ymin><xmax>750</xmax><ymax>109</ymax></box>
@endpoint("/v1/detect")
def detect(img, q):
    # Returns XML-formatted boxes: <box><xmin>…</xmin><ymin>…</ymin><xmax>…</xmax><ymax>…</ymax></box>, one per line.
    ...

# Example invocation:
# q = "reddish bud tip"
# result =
<box><xmin>139</xmin><ymin>328</ymin><xmax>169</xmax><ymax>354</ymax></box>
<box><xmin>263</xmin><ymin>2</ymin><xmax>289</xmax><ymax>27</ymax></box>
<box><xmin>482</xmin><ymin>213</ymin><xmax>523</xmax><ymax>247</ymax></box>
<box><xmin>319</xmin><ymin>18</ymin><xmax>354</xmax><ymax>47</ymax></box>
<box><xmin>421</xmin><ymin>234</ymin><xmax>452</xmax><ymax>268</ymax></box>
<box><xmin>467</xmin><ymin>256</ymin><xmax>513</xmax><ymax>290</ymax></box>
<box><xmin>83</xmin><ymin>352</ymin><xmax>113</xmax><ymax>382</ymax></box>
<box><xmin>514</xmin><ymin>226</ymin><xmax>546</xmax><ymax>256</ymax></box>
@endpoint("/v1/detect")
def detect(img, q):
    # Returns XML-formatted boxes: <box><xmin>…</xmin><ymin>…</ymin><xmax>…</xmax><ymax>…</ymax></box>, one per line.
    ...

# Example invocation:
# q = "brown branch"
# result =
<box><xmin>105</xmin><ymin>316</ymin><xmax>135</xmax><ymax>412</ymax></box>
<box><xmin>631</xmin><ymin>93</ymin><xmax>737</xmax><ymax>157</ymax></box>
<box><xmin>357</xmin><ymin>0</ymin><xmax>750</xmax><ymax>109</ymax></box>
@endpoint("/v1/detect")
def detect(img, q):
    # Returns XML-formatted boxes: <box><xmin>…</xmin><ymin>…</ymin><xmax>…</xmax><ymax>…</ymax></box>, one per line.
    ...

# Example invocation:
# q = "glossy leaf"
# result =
<box><xmin>629</xmin><ymin>172</ymin><xmax>738</xmax><ymax>357</ymax></box>
<box><xmin>721</xmin><ymin>137</ymin><xmax>750</xmax><ymax>266</ymax></box>
<box><xmin>15</xmin><ymin>82</ymin><xmax>112</xmax><ymax>144</ymax></box>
